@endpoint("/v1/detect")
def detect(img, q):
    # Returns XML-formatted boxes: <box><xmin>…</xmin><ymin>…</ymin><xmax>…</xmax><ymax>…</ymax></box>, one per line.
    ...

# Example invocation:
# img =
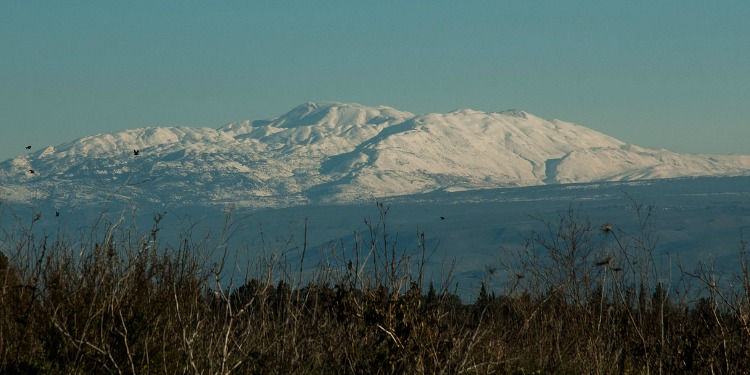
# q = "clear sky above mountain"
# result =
<box><xmin>1</xmin><ymin>1</ymin><xmax>748</xmax><ymax>162</ymax></box>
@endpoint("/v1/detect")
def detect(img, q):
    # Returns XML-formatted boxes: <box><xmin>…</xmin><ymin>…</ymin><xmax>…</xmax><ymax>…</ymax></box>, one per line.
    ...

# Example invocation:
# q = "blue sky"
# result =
<box><xmin>1</xmin><ymin>1</ymin><xmax>748</xmax><ymax>161</ymax></box>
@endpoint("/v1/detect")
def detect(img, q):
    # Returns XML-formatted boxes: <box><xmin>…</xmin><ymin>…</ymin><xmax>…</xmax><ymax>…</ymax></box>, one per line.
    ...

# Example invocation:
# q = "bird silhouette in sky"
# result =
<box><xmin>133</xmin><ymin>149</ymin><xmax>140</xmax><ymax>156</ymax></box>
<box><xmin>29</xmin><ymin>169</ymin><xmax>35</xmax><ymax>174</ymax></box>
<box><xmin>25</xmin><ymin>145</ymin><xmax>31</xmax><ymax>149</ymax></box>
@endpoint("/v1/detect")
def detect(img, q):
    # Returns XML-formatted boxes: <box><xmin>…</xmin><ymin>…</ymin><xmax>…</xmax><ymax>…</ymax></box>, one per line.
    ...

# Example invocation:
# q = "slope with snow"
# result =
<box><xmin>1</xmin><ymin>102</ymin><xmax>749</xmax><ymax>209</ymax></box>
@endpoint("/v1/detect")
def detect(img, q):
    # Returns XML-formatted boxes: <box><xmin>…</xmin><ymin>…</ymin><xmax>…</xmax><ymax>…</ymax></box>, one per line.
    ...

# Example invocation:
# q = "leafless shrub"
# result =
<box><xmin>1</xmin><ymin>199</ymin><xmax>749</xmax><ymax>374</ymax></box>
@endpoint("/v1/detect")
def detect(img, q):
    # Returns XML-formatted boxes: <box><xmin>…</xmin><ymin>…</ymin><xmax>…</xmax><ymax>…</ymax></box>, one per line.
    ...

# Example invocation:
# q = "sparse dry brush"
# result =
<box><xmin>1</xmin><ymin>200</ymin><xmax>750</xmax><ymax>374</ymax></box>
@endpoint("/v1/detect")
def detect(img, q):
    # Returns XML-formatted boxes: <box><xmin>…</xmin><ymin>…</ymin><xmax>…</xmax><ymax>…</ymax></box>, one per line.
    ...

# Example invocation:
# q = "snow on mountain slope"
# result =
<box><xmin>222</xmin><ymin>102</ymin><xmax>414</xmax><ymax>155</ymax></box>
<box><xmin>315</xmin><ymin>109</ymin><xmax>628</xmax><ymax>200</ymax></box>
<box><xmin>1</xmin><ymin>102</ymin><xmax>749</xmax><ymax>209</ymax></box>
<box><xmin>550</xmin><ymin>145</ymin><xmax>750</xmax><ymax>183</ymax></box>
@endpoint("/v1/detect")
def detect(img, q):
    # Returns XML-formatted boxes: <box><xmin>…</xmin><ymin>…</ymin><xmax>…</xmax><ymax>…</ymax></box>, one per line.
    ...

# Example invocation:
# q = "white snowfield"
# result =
<box><xmin>2</xmin><ymin>102</ymin><xmax>750</xmax><ymax>208</ymax></box>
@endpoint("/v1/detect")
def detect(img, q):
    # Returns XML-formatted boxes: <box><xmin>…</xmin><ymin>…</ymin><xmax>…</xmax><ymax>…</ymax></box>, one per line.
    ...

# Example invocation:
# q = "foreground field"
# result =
<box><xmin>2</xmin><ymin>201</ymin><xmax>749</xmax><ymax>374</ymax></box>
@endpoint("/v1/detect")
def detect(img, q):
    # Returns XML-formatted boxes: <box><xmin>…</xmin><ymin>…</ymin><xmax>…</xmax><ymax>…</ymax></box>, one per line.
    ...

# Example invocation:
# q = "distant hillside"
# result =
<box><xmin>2</xmin><ymin>102</ymin><xmax>749</xmax><ymax>208</ymax></box>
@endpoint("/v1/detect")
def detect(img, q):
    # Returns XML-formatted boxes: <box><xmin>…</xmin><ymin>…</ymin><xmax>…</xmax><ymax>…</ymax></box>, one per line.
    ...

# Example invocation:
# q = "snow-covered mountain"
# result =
<box><xmin>2</xmin><ymin>102</ymin><xmax>750</xmax><ymax>209</ymax></box>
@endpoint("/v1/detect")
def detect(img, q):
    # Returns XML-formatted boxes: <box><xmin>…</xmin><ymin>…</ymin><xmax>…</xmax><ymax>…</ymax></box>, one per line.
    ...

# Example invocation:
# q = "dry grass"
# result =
<box><xmin>1</xmin><ymin>201</ymin><xmax>749</xmax><ymax>374</ymax></box>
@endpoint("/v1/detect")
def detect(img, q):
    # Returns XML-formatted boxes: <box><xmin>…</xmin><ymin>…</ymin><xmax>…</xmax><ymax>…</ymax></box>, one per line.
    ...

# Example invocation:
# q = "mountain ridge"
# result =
<box><xmin>2</xmin><ymin>102</ymin><xmax>750</xmax><ymax>208</ymax></box>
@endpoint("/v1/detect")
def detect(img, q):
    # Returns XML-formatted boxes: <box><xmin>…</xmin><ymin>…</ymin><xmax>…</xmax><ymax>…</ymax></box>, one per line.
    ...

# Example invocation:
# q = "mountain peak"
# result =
<box><xmin>2</xmin><ymin>101</ymin><xmax>749</xmax><ymax>209</ymax></box>
<box><xmin>498</xmin><ymin>109</ymin><xmax>528</xmax><ymax>119</ymax></box>
<box><xmin>444</xmin><ymin>108</ymin><xmax>531</xmax><ymax>119</ymax></box>
<box><xmin>284</xmin><ymin>101</ymin><xmax>344</xmax><ymax>118</ymax></box>
<box><xmin>273</xmin><ymin>102</ymin><xmax>412</xmax><ymax>129</ymax></box>
<box><xmin>443</xmin><ymin>108</ymin><xmax>488</xmax><ymax>117</ymax></box>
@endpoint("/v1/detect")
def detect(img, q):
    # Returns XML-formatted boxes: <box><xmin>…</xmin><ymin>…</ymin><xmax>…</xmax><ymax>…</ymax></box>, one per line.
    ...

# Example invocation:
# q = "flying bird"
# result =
<box><xmin>440</xmin><ymin>216</ymin><xmax>445</xmax><ymax>220</ymax></box>
<box><xmin>29</xmin><ymin>169</ymin><xmax>35</xmax><ymax>174</ymax></box>
<box><xmin>25</xmin><ymin>145</ymin><xmax>31</xmax><ymax>149</ymax></box>
<box><xmin>55</xmin><ymin>211</ymin><xmax>60</xmax><ymax>217</ymax></box>
<box><xmin>133</xmin><ymin>149</ymin><xmax>140</xmax><ymax>156</ymax></box>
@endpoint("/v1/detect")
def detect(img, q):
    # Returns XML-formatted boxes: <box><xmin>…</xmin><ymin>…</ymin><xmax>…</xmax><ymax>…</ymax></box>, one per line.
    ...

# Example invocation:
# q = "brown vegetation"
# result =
<box><xmin>1</xmin><ymin>201</ymin><xmax>749</xmax><ymax>374</ymax></box>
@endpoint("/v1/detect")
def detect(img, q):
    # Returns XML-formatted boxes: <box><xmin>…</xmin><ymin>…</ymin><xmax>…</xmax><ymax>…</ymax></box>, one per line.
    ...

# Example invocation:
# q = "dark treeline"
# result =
<box><xmin>1</xmin><ymin>202</ymin><xmax>749</xmax><ymax>374</ymax></box>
